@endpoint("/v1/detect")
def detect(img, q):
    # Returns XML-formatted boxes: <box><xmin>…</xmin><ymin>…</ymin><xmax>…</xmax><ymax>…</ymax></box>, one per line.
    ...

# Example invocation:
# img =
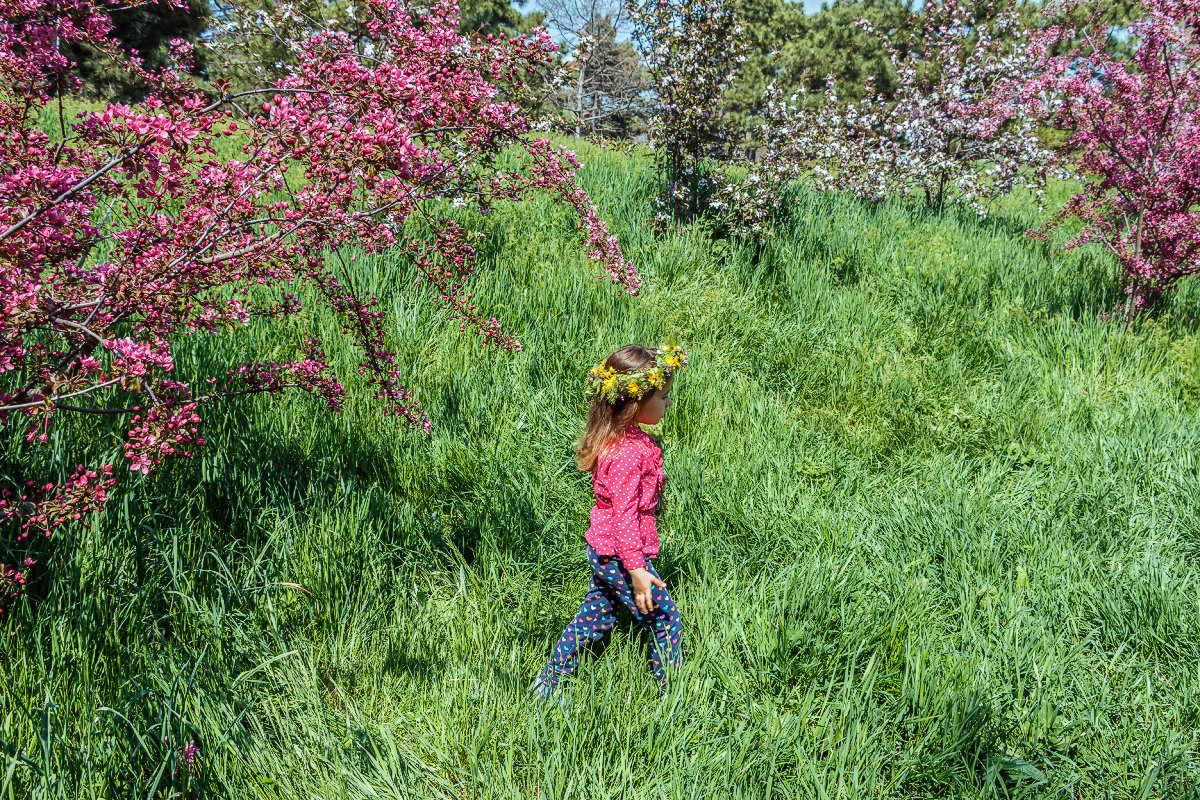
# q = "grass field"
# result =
<box><xmin>3</xmin><ymin>137</ymin><xmax>1200</xmax><ymax>799</ymax></box>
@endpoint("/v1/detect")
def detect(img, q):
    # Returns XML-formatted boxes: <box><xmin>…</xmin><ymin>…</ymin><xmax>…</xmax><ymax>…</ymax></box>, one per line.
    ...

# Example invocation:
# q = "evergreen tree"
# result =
<box><xmin>724</xmin><ymin>0</ymin><xmax>915</xmax><ymax>135</ymax></box>
<box><xmin>722</xmin><ymin>0</ymin><xmax>805</xmax><ymax>134</ymax></box>
<box><xmin>459</xmin><ymin>0</ymin><xmax>543</xmax><ymax>34</ymax></box>
<box><xmin>63</xmin><ymin>0</ymin><xmax>212</xmax><ymax>100</ymax></box>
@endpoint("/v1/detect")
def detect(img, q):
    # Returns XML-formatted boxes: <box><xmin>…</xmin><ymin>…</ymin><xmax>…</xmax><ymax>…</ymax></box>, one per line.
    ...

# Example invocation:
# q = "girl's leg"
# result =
<box><xmin>590</xmin><ymin>554</ymin><xmax>683</xmax><ymax>687</ymax></box>
<box><xmin>641</xmin><ymin>572</ymin><xmax>683</xmax><ymax>685</ymax></box>
<box><xmin>538</xmin><ymin>571</ymin><xmax>619</xmax><ymax>689</ymax></box>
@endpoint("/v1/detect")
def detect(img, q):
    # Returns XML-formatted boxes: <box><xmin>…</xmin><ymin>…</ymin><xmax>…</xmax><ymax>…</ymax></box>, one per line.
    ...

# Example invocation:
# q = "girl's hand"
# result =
<box><xmin>630</xmin><ymin>568</ymin><xmax>666</xmax><ymax>615</ymax></box>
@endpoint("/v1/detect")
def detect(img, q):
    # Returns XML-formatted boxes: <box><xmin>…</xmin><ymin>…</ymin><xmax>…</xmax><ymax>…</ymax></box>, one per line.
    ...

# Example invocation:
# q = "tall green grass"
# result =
<box><xmin>3</xmin><ymin>139</ymin><xmax>1199</xmax><ymax>798</ymax></box>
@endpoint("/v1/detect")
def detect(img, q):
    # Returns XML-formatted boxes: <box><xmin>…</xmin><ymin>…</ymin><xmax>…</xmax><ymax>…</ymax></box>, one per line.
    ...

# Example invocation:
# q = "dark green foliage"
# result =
<box><xmin>723</xmin><ymin>0</ymin><xmax>806</xmax><ymax>133</ymax></box>
<box><xmin>779</xmin><ymin>0</ymin><xmax>913</xmax><ymax>97</ymax></box>
<box><xmin>725</xmin><ymin>0</ymin><xmax>914</xmax><ymax>132</ymax></box>
<box><xmin>3</xmin><ymin>139</ymin><xmax>1199</xmax><ymax>797</ymax></box>
<box><xmin>458</xmin><ymin>0</ymin><xmax>544</xmax><ymax>35</ymax></box>
<box><xmin>63</xmin><ymin>1</ymin><xmax>211</xmax><ymax>100</ymax></box>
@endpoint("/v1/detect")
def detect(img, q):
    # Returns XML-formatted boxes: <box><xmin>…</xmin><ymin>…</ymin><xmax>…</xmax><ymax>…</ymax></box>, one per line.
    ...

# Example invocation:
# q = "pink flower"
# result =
<box><xmin>181</xmin><ymin>740</ymin><xmax>199</xmax><ymax>771</ymax></box>
<box><xmin>1</xmin><ymin>0</ymin><xmax>638</xmax><ymax>552</ymax></box>
<box><xmin>1016</xmin><ymin>0</ymin><xmax>1200</xmax><ymax>310</ymax></box>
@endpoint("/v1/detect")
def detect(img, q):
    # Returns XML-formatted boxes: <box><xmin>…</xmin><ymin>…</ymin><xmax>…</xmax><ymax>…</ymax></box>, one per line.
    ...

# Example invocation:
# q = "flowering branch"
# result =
<box><xmin>1017</xmin><ymin>0</ymin><xmax>1200</xmax><ymax>313</ymax></box>
<box><xmin>1</xmin><ymin>0</ymin><xmax>640</xmax><ymax>608</ymax></box>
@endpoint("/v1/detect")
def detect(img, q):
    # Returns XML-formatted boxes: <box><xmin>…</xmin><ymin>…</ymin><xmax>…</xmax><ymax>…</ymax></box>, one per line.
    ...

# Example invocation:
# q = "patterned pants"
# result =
<box><xmin>539</xmin><ymin>547</ymin><xmax>683</xmax><ymax>688</ymax></box>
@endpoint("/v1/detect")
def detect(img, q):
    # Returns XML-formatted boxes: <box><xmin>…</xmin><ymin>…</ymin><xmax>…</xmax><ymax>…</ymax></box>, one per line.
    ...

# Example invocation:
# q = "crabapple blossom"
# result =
<box><xmin>1</xmin><ymin>0</ymin><xmax>638</xmax><ymax>606</ymax></box>
<box><xmin>726</xmin><ymin>0</ymin><xmax>1057</xmax><ymax>234</ymax></box>
<box><xmin>1017</xmin><ymin>0</ymin><xmax>1200</xmax><ymax>312</ymax></box>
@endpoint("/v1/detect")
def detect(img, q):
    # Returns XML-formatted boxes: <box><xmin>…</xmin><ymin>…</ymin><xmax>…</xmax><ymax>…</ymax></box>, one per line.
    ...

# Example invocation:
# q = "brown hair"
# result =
<box><xmin>575</xmin><ymin>344</ymin><xmax>658</xmax><ymax>472</ymax></box>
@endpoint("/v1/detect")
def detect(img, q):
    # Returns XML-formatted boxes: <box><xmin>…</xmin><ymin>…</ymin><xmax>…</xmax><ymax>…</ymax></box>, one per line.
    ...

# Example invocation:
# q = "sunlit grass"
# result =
<box><xmin>2</xmin><ymin>137</ymin><xmax>1199</xmax><ymax>798</ymax></box>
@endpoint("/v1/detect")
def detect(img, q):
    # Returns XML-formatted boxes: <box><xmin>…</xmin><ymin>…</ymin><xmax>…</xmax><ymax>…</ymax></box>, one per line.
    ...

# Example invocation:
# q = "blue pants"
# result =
<box><xmin>539</xmin><ymin>547</ymin><xmax>682</xmax><ymax>688</ymax></box>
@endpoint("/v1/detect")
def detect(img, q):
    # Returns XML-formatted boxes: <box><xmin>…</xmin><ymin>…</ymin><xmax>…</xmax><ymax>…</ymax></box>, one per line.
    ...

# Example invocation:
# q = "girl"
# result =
<box><xmin>533</xmin><ymin>344</ymin><xmax>686</xmax><ymax>698</ymax></box>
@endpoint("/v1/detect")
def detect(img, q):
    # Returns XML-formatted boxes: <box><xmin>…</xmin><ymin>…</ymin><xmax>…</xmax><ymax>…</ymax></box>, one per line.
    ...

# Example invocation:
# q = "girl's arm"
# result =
<box><xmin>606</xmin><ymin>448</ymin><xmax>666</xmax><ymax>614</ymax></box>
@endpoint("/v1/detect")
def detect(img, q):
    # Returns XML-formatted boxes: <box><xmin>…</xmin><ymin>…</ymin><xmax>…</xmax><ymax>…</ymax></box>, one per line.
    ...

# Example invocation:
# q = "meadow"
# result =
<box><xmin>2</xmin><ymin>138</ymin><xmax>1199</xmax><ymax>798</ymax></box>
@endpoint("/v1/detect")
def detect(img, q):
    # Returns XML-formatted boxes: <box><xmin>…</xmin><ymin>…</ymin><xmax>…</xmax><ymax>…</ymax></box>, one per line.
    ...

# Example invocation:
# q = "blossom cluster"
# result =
<box><xmin>720</xmin><ymin>0</ymin><xmax>1060</xmax><ymax>236</ymax></box>
<box><xmin>181</xmin><ymin>739</ymin><xmax>200</xmax><ymax>771</ymax></box>
<box><xmin>0</xmin><ymin>465</ymin><xmax>116</xmax><ymax>609</ymax></box>
<box><xmin>1</xmin><ymin>0</ymin><xmax>639</xmax><ymax>581</ymax></box>
<box><xmin>0</xmin><ymin>466</ymin><xmax>116</xmax><ymax>544</ymax></box>
<box><xmin>0</xmin><ymin>558</ymin><xmax>35</xmax><ymax>610</ymax></box>
<box><xmin>629</xmin><ymin>0</ymin><xmax>750</xmax><ymax>230</ymax></box>
<box><xmin>1017</xmin><ymin>0</ymin><xmax>1200</xmax><ymax>311</ymax></box>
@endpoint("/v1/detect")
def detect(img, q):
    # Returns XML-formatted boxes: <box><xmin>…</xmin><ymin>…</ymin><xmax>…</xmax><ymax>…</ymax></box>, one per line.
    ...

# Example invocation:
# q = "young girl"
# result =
<box><xmin>534</xmin><ymin>344</ymin><xmax>686</xmax><ymax>698</ymax></box>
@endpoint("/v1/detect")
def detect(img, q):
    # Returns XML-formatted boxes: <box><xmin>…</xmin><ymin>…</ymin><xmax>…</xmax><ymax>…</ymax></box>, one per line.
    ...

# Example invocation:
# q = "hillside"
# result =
<box><xmin>3</xmin><ymin>139</ymin><xmax>1199</xmax><ymax>798</ymax></box>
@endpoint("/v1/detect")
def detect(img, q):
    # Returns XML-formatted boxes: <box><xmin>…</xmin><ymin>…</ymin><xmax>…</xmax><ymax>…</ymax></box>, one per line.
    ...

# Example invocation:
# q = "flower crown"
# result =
<box><xmin>588</xmin><ymin>345</ymin><xmax>687</xmax><ymax>404</ymax></box>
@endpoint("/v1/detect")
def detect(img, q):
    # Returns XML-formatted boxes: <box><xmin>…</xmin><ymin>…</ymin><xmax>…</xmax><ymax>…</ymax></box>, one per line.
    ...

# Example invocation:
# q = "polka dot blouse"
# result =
<box><xmin>585</xmin><ymin>424</ymin><xmax>664</xmax><ymax>571</ymax></box>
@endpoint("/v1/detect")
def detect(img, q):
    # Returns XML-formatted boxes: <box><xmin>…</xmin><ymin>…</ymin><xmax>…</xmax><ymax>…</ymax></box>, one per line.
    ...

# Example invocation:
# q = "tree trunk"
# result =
<box><xmin>575</xmin><ymin>59</ymin><xmax>586</xmax><ymax>138</ymax></box>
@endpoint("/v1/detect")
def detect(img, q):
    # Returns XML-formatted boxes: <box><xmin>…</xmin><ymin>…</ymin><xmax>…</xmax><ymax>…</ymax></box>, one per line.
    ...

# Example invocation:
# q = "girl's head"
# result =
<box><xmin>575</xmin><ymin>344</ymin><xmax>677</xmax><ymax>472</ymax></box>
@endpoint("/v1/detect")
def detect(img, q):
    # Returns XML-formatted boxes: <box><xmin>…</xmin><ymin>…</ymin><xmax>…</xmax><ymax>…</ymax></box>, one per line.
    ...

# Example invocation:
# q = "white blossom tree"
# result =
<box><xmin>629</xmin><ymin>0</ymin><xmax>750</xmax><ymax>228</ymax></box>
<box><xmin>724</xmin><ymin>0</ymin><xmax>1060</xmax><ymax>235</ymax></box>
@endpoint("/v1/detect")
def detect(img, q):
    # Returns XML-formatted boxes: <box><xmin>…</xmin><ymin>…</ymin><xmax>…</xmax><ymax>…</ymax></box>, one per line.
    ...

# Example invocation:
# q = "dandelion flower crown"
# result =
<box><xmin>587</xmin><ymin>345</ymin><xmax>687</xmax><ymax>404</ymax></box>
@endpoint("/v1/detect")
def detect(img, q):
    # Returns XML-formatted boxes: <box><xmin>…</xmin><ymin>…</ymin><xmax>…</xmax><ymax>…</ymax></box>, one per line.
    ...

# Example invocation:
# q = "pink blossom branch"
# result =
<box><xmin>2</xmin><ymin>0</ymin><xmax>638</xmax><ymax>560</ymax></box>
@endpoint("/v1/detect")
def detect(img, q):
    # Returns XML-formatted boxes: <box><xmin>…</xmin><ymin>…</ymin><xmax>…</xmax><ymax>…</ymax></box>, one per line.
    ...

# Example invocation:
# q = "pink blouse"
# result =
<box><xmin>585</xmin><ymin>425</ymin><xmax>664</xmax><ymax>570</ymax></box>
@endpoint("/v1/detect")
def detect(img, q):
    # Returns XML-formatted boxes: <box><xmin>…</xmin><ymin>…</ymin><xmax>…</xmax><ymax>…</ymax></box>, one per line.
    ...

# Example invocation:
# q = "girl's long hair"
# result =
<box><xmin>576</xmin><ymin>344</ymin><xmax>658</xmax><ymax>473</ymax></box>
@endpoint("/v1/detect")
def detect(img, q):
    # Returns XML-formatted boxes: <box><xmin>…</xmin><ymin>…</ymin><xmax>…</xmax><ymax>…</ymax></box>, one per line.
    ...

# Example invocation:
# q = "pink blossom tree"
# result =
<box><xmin>0</xmin><ymin>0</ymin><xmax>638</xmax><ymax>607</ymax></box>
<box><xmin>1019</xmin><ymin>0</ymin><xmax>1200</xmax><ymax>313</ymax></box>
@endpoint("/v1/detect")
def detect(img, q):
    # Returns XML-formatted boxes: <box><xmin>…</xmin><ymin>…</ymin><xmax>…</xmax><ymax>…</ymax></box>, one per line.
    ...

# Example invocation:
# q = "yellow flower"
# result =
<box><xmin>602</xmin><ymin>377</ymin><xmax>618</xmax><ymax>395</ymax></box>
<box><xmin>648</xmin><ymin>370</ymin><xmax>664</xmax><ymax>388</ymax></box>
<box><xmin>664</xmin><ymin>356</ymin><xmax>681</xmax><ymax>369</ymax></box>
<box><xmin>628</xmin><ymin>381</ymin><xmax>642</xmax><ymax>398</ymax></box>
